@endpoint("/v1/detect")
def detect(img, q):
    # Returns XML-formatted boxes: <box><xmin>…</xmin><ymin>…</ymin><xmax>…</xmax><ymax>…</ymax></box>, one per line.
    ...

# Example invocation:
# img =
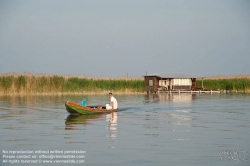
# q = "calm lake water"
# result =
<box><xmin>0</xmin><ymin>93</ymin><xmax>249</xmax><ymax>166</ymax></box>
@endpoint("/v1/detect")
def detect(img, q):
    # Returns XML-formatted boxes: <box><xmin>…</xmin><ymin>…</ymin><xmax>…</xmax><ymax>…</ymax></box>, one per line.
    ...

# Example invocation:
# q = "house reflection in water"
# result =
<box><xmin>144</xmin><ymin>93</ymin><xmax>197</xmax><ymax>104</ymax></box>
<box><xmin>144</xmin><ymin>93</ymin><xmax>194</xmax><ymax>130</ymax></box>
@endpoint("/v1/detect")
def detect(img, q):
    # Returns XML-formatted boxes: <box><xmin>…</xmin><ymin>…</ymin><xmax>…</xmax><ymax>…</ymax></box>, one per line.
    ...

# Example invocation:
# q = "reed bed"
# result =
<box><xmin>0</xmin><ymin>73</ymin><xmax>144</xmax><ymax>94</ymax></box>
<box><xmin>1</xmin><ymin>73</ymin><xmax>250</xmax><ymax>94</ymax></box>
<box><xmin>196</xmin><ymin>78</ymin><xmax>250</xmax><ymax>92</ymax></box>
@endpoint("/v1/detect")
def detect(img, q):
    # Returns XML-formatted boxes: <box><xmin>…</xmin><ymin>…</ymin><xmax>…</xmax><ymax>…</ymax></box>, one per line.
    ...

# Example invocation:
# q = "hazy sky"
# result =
<box><xmin>1</xmin><ymin>0</ymin><xmax>250</xmax><ymax>77</ymax></box>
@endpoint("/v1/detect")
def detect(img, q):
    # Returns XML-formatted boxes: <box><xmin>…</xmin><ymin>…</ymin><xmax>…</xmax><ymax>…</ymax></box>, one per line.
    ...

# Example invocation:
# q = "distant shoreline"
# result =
<box><xmin>1</xmin><ymin>72</ymin><xmax>250</xmax><ymax>79</ymax></box>
<box><xmin>0</xmin><ymin>91</ymin><xmax>146</xmax><ymax>96</ymax></box>
<box><xmin>0</xmin><ymin>72</ymin><xmax>143</xmax><ymax>80</ymax></box>
<box><xmin>199</xmin><ymin>74</ymin><xmax>250</xmax><ymax>80</ymax></box>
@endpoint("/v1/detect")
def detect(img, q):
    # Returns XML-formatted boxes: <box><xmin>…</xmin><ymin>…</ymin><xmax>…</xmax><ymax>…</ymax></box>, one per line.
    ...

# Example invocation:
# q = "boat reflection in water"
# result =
<box><xmin>65</xmin><ymin>114</ymin><xmax>105</xmax><ymax>130</ymax></box>
<box><xmin>64</xmin><ymin>112</ymin><xmax>118</xmax><ymax>147</ymax></box>
<box><xmin>65</xmin><ymin>112</ymin><xmax>118</xmax><ymax>136</ymax></box>
<box><xmin>106</xmin><ymin>112</ymin><xmax>118</xmax><ymax>139</ymax></box>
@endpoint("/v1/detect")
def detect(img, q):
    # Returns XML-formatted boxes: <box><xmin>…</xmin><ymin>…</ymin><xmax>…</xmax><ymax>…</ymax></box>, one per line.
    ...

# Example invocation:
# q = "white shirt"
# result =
<box><xmin>110</xmin><ymin>96</ymin><xmax>118</xmax><ymax>109</ymax></box>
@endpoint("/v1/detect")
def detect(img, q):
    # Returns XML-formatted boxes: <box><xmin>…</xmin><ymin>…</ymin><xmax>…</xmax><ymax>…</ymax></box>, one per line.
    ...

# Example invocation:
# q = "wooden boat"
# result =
<box><xmin>65</xmin><ymin>101</ymin><xmax>118</xmax><ymax>115</ymax></box>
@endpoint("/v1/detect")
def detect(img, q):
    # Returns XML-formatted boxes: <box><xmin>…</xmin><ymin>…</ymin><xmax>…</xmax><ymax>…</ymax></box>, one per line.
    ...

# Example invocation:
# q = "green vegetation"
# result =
<box><xmin>0</xmin><ymin>75</ymin><xmax>14</xmax><ymax>93</ymax></box>
<box><xmin>64</xmin><ymin>77</ymin><xmax>144</xmax><ymax>92</ymax></box>
<box><xmin>0</xmin><ymin>74</ymin><xmax>144</xmax><ymax>94</ymax></box>
<box><xmin>196</xmin><ymin>79</ymin><xmax>250</xmax><ymax>92</ymax></box>
<box><xmin>1</xmin><ymin>74</ymin><xmax>250</xmax><ymax>94</ymax></box>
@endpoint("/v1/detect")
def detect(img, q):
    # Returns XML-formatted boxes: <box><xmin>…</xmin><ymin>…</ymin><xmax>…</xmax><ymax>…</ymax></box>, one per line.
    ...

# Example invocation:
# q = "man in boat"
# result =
<box><xmin>106</xmin><ymin>92</ymin><xmax>118</xmax><ymax>110</ymax></box>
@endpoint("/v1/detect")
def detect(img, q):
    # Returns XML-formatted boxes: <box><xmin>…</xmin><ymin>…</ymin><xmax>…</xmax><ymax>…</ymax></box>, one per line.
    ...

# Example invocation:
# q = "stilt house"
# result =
<box><xmin>144</xmin><ymin>72</ymin><xmax>201</xmax><ymax>93</ymax></box>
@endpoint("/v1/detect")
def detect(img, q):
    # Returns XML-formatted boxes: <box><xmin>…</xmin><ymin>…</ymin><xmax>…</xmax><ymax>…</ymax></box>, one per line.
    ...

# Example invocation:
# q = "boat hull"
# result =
<box><xmin>65</xmin><ymin>101</ymin><xmax>118</xmax><ymax>115</ymax></box>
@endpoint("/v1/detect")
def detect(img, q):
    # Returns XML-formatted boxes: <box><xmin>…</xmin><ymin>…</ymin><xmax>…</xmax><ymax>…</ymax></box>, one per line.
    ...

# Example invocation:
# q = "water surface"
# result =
<box><xmin>0</xmin><ymin>93</ymin><xmax>249</xmax><ymax>166</ymax></box>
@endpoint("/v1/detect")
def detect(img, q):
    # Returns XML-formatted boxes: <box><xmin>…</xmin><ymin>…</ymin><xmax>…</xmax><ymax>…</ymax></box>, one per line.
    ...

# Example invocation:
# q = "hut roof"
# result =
<box><xmin>144</xmin><ymin>72</ymin><xmax>202</xmax><ymax>79</ymax></box>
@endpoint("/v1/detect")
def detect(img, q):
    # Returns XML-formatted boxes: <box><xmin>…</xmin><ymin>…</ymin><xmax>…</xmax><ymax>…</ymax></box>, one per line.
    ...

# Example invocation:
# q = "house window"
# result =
<box><xmin>173</xmin><ymin>79</ymin><xmax>191</xmax><ymax>85</ymax></box>
<box><xmin>149</xmin><ymin>80</ymin><xmax>153</xmax><ymax>86</ymax></box>
<box><xmin>159</xmin><ymin>80</ymin><xmax>169</xmax><ymax>86</ymax></box>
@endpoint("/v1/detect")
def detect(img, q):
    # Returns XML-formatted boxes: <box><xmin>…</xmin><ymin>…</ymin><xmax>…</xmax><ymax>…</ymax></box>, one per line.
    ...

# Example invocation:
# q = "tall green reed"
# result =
<box><xmin>0</xmin><ymin>76</ymin><xmax>14</xmax><ymax>93</ymax></box>
<box><xmin>0</xmin><ymin>74</ymin><xmax>144</xmax><ymax>94</ymax></box>
<box><xmin>196</xmin><ymin>79</ymin><xmax>250</xmax><ymax>91</ymax></box>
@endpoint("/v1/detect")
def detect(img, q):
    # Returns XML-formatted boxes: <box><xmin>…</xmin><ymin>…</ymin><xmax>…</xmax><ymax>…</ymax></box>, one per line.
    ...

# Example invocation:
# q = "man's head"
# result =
<box><xmin>109</xmin><ymin>92</ymin><xmax>112</xmax><ymax>98</ymax></box>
